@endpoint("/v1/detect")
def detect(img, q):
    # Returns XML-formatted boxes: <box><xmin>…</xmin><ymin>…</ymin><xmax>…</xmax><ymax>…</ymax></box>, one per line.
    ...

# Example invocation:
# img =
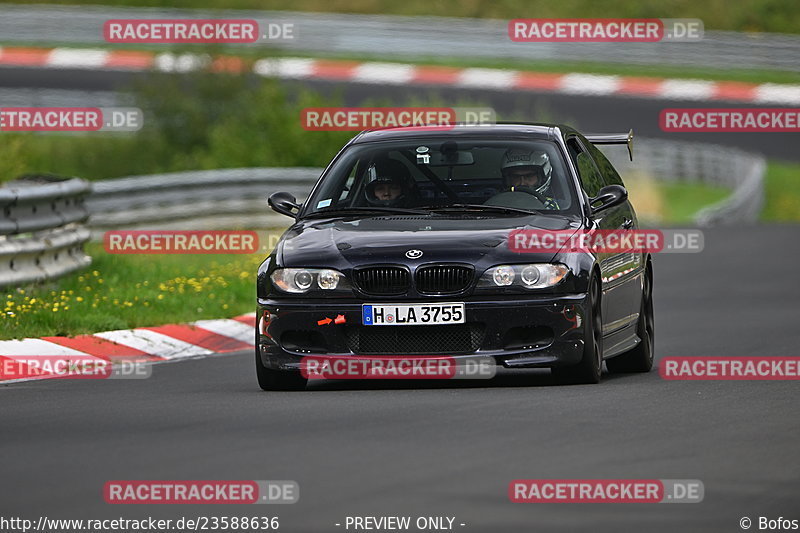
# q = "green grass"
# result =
<box><xmin>658</xmin><ymin>181</ymin><xmax>732</xmax><ymax>223</ymax></box>
<box><xmin>4</xmin><ymin>0</ymin><xmax>799</xmax><ymax>34</ymax></box>
<box><xmin>652</xmin><ymin>161</ymin><xmax>800</xmax><ymax>223</ymax></box>
<box><xmin>762</xmin><ymin>161</ymin><xmax>800</xmax><ymax>221</ymax></box>
<box><xmin>635</xmin><ymin>160</ymin><xmax>800</xmax><ymax>223</ymax></box>
<box><xmin>0</xmin><ymin>235</ymin><xmax>286</xmax><ymax>340</ymax></box>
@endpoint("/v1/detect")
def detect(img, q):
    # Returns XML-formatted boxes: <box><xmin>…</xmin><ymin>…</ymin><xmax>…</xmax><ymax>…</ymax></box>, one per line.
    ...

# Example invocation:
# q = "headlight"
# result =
<box><xmin>492</xmin><ymin>266</ymin><xmax>515</xmax><ymax>286</ymax></box>
<box><xmin>520</xmin><ymin>265</ymin><xmax>541</xmax><ymax>286</ymax></box>
<box><xmin>479</xmin><ymin>264</ymin><xmax>569</xmax><ymax>290</ymax></box>
<box><xmin>295</xmin><ymin>270</ymin><xmax>313</xmax><ymax>290</ymax></box>
<box><xmin>270</xmin><ymin>268</ymin><xmax>349</xmax><ymax>294</ymax></box>
<box><xmin>316</xmin><ymin>269</ymin><xmax>341</xmax><ymax>290</ymax></box>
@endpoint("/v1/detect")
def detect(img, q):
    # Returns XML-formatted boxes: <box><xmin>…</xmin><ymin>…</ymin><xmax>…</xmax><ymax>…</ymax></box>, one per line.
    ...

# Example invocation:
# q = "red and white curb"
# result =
<box><xmin>0</xmin><ymin>312</ymin><xmax>256</xmax><ymax>384</ymax></box>
<box><xmin>1</xmin><ymin>46</ymin><xmax>799</xmax><ymax>105</ymax></box>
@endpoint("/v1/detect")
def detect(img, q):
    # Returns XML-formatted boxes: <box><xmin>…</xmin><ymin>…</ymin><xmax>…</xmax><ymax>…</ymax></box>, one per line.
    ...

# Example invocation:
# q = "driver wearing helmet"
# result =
<box><xmin>500</xmin><ymin>148</ymin><xmax>560</xmax><ymax>209</ymax></box>
<box><xmin>363</xmin><ymin>159</ymin><xmax>416</xmax><ymax>207</ymax></box>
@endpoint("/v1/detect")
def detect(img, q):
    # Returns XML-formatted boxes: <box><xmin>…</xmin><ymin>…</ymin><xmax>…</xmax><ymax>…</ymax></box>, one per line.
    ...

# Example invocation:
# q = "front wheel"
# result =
<box><xmin>255</xmin><ymin>349</ymin><xmax>307</xmax><ymax>391</ymax></box>
<box><xmin>552</xmin><ymin>275</ymin><xmax>603</xmax><ymax>385</ymax></box>
<box><xmin>607</xmin><ymin>264</ymin><xmax>654</xmax><ymax>374</ymax></box>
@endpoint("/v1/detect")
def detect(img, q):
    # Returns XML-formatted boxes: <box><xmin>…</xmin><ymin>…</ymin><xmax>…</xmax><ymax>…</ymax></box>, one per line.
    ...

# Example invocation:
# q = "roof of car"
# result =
<box><xmin>350</xmin><ymin>123</ymin><xmax>574</xmax><ymax>144</ymax></box>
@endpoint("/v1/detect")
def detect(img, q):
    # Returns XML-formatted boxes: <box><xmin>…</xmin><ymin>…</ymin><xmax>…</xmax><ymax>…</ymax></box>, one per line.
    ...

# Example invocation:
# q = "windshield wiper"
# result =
<box><xmin>304</xmin><ymin>206</ymin><xmax>433</xmax><ymax>218</ymax></box>
<box><xmin>421</xmin><ymin>204</ymin><xmax>542</xmax><ymax>216</ymax></box>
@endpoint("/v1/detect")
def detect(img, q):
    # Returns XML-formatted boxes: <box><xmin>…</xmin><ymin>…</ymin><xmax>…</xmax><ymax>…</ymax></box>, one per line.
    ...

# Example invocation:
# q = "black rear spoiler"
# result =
<box><xmin>585</xmin><ymin>129</ymin><xmax>634</xmax><ymax>161</ymax></box>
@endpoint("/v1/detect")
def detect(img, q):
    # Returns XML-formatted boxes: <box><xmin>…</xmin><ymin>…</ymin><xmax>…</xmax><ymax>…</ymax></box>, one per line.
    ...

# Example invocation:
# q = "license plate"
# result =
<box><xmin>362</xmin><ymin>303</ymin><xmax>465</xmax><ymax>326</ymax></box>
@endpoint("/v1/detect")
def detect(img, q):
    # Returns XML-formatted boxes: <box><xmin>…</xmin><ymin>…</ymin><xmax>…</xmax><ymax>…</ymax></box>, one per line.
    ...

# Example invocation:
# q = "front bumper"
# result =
<box><xmin>257</xmin><ymin>293</ymin><xmax>589</xmax><ymax>371</ymax></box>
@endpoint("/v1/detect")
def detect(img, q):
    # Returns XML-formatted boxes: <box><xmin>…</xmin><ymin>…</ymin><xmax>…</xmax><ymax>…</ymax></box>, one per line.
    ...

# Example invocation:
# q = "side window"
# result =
<box><xmin>584</xmin><ymin>139</ymin><xmax>624</xmax><ymax>187</ymax></box>
<box><xmin>566</xmin><ymin>138</ymin><xmax>605</xmax><ymax>197</ymax></box>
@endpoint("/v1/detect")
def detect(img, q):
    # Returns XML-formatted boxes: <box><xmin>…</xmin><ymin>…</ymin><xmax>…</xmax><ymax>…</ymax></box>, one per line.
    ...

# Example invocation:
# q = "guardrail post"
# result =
<box><xmin>0</xmin><ymin>176</ymin><xmax>92</xmax><ymax>288</ymax></box>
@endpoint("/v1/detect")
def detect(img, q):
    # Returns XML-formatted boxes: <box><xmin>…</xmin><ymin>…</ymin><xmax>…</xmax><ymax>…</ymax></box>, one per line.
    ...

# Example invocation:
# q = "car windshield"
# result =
<box><xmin>302</xmin><ymin>138</ymin><xmax>579</xmax><ymax>217</ymax></box>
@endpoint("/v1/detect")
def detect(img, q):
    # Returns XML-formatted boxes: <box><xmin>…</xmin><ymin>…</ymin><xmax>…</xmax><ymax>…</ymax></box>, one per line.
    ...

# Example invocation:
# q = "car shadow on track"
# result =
<box><xmin>297</xmin><ymin>366</ymin><xmax>645</xmax><ymax>392</ymax></box>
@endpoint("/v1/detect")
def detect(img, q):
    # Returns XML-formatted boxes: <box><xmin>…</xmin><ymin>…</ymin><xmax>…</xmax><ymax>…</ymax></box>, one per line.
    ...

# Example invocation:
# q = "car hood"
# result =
<box><xmin>277</xmin><ymin>214</ymin><xmax>582</xmax><ymax>270</ymax></box>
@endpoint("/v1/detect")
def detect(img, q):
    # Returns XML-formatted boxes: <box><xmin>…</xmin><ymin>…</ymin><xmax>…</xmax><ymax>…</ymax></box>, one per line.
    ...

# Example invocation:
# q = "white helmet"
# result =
<box><xmin>501</xmin><ymin>149</ymin><xmax>553</xmax><ymax>195</ymax></box>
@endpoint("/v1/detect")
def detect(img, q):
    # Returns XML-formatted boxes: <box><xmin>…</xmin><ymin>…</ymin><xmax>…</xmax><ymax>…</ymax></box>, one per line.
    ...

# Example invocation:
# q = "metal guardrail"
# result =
<box><xmin>1</xmin><ymin>4</ymin><xmax>800</xmax><ymax>72</ymax></box>
<box><xmin>0</xmin><ymin>176</ymin><xmax>92</xmax><ymax>287</ymax></box>
<box><xmin>87</xmin><ymin>167</ymin><xmax>321</xmax><ymax>235</ymax></box>
<box><xmin>604</xmin><ymin>139</ymin><xmax>765</xmax><ymax>226</ymax></box>
<box><xmin>86</xmin><ymin>138</ymin><xmax>765</xmax><ymax>237</ymax></box>
<box><xmin>695</xmin><ymin>158</ymin><xmax>766</xmax><ymax>225</ymax></box>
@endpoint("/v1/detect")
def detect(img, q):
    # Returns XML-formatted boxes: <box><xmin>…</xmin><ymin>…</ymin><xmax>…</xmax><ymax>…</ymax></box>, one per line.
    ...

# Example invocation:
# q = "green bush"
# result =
<box><xmin>0</xmin><ymin>73</ymin><xmax>354</xmax><ymax>182</ymax></box>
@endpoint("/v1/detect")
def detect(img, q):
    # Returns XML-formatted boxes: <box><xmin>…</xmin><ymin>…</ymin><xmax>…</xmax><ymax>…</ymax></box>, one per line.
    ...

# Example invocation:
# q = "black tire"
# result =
<box><xmin>255</xmin><ymin>348</ymin><xmax>307</xmax><ymax>391</ymax></box>
<box><xmin>606</xmin><ymin>263</ymin><xmax>654</xmax><ymax>374</ymax></box>
<box><xmin>552</xmin><ymin>275</ymin><xmax>603</xmax><ymax>385</ymax></box>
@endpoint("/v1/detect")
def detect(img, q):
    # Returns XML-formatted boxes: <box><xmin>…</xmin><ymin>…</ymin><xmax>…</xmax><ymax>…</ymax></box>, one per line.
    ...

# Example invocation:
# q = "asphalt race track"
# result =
<box><xmin>2</xmin><ymin>66</ymin><xmax>799</xmax><ymax>162</ymax></box>
<box><xmin>1</xmin><ymin>226</ymin><xmax>798</xmax><ymax>533</ymax></box>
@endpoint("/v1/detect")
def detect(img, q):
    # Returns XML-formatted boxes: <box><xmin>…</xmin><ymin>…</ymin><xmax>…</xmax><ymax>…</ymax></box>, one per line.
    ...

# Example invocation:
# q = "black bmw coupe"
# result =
<box><xmin>256</xmin><ymin>123</ymin><xmax>654</xmax><ymax>389</ymax></box>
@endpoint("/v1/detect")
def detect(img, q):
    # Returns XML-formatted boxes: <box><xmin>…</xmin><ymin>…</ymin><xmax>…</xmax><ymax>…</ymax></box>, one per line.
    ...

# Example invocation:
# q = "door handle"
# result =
<box><xmin>622</xmin><ymin>218</ymin><xmax>634</xmax><ymax>229</ymax></box>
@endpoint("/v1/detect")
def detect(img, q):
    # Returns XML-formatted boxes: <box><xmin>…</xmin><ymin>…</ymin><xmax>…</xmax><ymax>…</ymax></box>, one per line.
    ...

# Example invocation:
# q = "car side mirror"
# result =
<box><xmin>589</xmin><ymin>185</ymin><xmax>628</xmax><ymax>215</ymax></box>
<box><xmin>268</xmin><ymin>192</ymin><xmax>301</xmax><ymax>218</ymax></box>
